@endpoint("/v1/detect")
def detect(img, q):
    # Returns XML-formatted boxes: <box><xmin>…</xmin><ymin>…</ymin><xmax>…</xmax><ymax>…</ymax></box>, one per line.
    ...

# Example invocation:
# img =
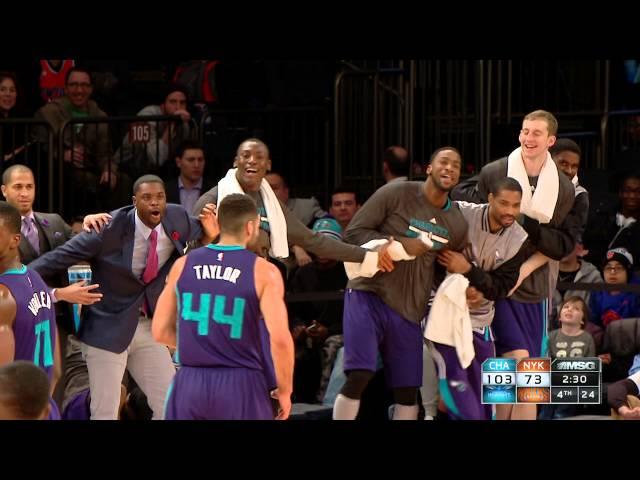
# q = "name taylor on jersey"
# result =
<box><xmin>192</xmin><ymin>265</ymin><xmax>242</xmax><ymax>284</ymax></box>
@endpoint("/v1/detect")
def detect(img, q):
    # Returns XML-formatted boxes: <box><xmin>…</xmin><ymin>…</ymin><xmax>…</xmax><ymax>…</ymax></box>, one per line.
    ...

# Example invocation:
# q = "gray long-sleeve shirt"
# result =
<box><xmin>345</xmin><ymin>181</ymin><xmax>468</xmax><ymax>323</ymax></box>
<box><xmin>456</xmin><ymin>201</ymin><xmax>529</xmax><ymax>328</ymax></box>
<box><xmin>193</xmin><ymin>186</ymin><xmax>367</xmax><ymax>263</ymax></box>
<box><xmin>453</xmin><ymin>157</ymin><xmax>578</xmax><ymax>303</ymax></box>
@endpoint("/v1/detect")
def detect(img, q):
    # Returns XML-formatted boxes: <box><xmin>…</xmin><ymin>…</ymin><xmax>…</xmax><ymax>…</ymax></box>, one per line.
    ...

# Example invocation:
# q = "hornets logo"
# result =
<box><xmin>405</xmin><ymin>217</ymin><xmax>451</xmax><ymax>250</ymax></box>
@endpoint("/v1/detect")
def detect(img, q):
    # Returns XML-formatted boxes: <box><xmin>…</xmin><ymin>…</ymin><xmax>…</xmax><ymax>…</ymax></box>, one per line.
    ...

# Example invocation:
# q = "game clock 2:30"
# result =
<box><xmin>551</xmin><ymin>372</ymin><xmax>599</xmax><ymax>386</ymax></box>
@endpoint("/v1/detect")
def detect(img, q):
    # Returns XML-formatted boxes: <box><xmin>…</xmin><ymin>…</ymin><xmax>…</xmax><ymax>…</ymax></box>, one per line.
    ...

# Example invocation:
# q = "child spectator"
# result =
<box><xmin>589</xmin><ymin>248</ymin><xmax>640</xmax><ymax>328</ymax></box>
<box><xmin>540</xmin><ymin>296</ymin><xmax>596</xmax><ymax>419</ymax></box>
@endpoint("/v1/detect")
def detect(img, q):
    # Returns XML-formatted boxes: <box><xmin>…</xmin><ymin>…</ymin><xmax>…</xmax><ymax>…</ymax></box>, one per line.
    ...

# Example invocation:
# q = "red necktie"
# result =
<box><xmin>141</xmin><ymin>230</ymin><xmax>158</xmax><ymax>315</ymax></box>
<box><xmin>142</xmin><ymin>230</ymin><xmax>158</xmax><ymax>284</ymax></box>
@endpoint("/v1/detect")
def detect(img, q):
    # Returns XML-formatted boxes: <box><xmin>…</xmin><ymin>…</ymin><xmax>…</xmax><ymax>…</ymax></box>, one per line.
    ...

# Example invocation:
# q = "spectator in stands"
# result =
<box><xmin>549</xmin><ymin>296</ymin><xmax>596</xmax><ymax>358</ymax></box>
<box><xmin>540</xmin><ymin>296</ymin><xmax>596</xmax><ymax>419</ymax></box>
<box><xmin>34</xmin><ymin>66</ymin><xmax>123</xmax><ymax>216</ymax></box>
<box><xmin>289</xmin><ymin>217</ymin><xmax>348</xmax><ymax>403</ymax></box>
<box><xmin>0</xmin><ymin>73</ymin><xmax>18</xmax><ymax>120</ymax></box>
<box><xmin>382</xmin><ymin>146</ymin><xmax>410</xmax><ymax>184</ymax></box>
<box><xmin>266</xmin><ymin>171</ymin><xmax>328</xmax><ymax>268</ymax></box>
<box><xmin>165</xmin><ymin>141</ymin><xmax>214</xmax><ymax>214</ymax></box>
<box><xmin>584</xmin><ymin>171</ymin><xmax>640</xmax><ymax>271</ymax></box>
<box><xmin>0</xmin><ymin>361</ymin><xmax>51</xmax><ymax>420</ymax></box>
<box><xmin>552</xmin><ymin>244</ymin><xmax>603</xmax><ymax>329</ymax></box>
<box><xmin>1</xmin><ymin>72</ymin><xmax>19</xmax><ymax>160</ymax></box>
<box><xmin>115</xmin><ymin>82</ymin><xmax>192</xmax><ymax>180</ymax></box>
<box><xmin>550</xmin><ymin>138</ymin><xmax>589</xmax><ymax>243</ymax></box>
<box><xmin>266</xmin><ymin>172</ymin><xmax>327</xmax><ymax>227</ymax></box>
<box><xmin>329</xmin><ymin>185</ymin><xmax>360</xmax><ymax>231</ymax></box>
<box><xmin>0</xmin><ymin>72</ymin><xmax>32</xmax><ymax>166</ymax></box>
<box><xmin>589</xmin><ymin>248</ymin><xmax>640</xmax><ymax>330</ymax></box>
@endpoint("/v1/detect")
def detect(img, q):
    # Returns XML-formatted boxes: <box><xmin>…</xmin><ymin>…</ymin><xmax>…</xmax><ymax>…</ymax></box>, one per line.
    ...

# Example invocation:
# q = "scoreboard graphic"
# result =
<box><xmin>482</xmin><ymin>357</ymin><xmax>601</xmax><ymax>404</ymax></box>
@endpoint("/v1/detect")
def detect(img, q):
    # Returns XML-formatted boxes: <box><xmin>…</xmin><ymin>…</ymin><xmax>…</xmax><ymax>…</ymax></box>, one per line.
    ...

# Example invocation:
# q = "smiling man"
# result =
<box><xmin>452</xmin><ymin>110</ymin><xmax>581</xmax><ymax>420</ymax></box>
<box><xmin>192</xmin><ymin>138</ymin><xmax>393</xmax><ymax>269</ymax></box>
<box><xmin>333</xmin><ymin>147</ymin><xmax>468</xmax><ymax>421</ymax></box>
<box><xmin>29</xmin><ymin>175</ymin><xmax>219</xmax><ymax>420</ymax></box>
<box><xmin>34</xmin><ymin>67</ymin><xmax>120</xmax><ymax>216</ymax></box>
<box><xmin>115</xmin><ymin>83</ymin><xmax>193</xmax><ymax>180</ymax></box>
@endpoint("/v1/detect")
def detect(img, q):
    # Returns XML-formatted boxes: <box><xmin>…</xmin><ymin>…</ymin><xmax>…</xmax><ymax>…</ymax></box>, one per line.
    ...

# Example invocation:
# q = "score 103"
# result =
<box><xmin>482</xmin><ymin>372</ymin><xmax>550</xmax><ymax>387</ymax></box>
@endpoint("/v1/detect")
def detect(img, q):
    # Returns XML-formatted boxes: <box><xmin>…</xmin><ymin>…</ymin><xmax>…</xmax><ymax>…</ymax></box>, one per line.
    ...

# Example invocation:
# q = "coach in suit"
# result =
<box><xmin>30</xmin><ymin>174</ymin><xmax>218</xmax><ymax>419</ymax></box>
<box><xmin>1</xmin><ymin>164</ymin><xmax>74</xmax><ymax>326</ymax></box>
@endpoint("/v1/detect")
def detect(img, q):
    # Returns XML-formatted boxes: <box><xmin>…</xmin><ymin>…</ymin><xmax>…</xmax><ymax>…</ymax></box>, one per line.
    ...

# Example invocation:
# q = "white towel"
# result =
<box><xmin>218</xmin><ymin>168</ymin><xmax>289</xmax><ymax>258</ymax></box>
<box><xmin>343</xmin><ymin>237</ymin><xmax>433</xmax><ymax>280</ymax></box>
<box><xmin>424</xmin><ymin>274</ymin><xmax>474</xmax><ymax>368</ymax></box>
<box><xmin>507</xmin><ymin>147</ymin><xmax>559</xmax><ymax>224</ymax></box>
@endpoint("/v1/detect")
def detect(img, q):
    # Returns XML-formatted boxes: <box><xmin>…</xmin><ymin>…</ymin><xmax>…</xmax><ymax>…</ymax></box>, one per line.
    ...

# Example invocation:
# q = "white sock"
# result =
<box><xmin>392</xmin><ymin>404</ymin><xmax>419</xmax><ymax>420</ymax></box>
<box><xmin>333</xmin><ymin>394</ymin><xmax>361</xmax><ymax>420</ymax></box>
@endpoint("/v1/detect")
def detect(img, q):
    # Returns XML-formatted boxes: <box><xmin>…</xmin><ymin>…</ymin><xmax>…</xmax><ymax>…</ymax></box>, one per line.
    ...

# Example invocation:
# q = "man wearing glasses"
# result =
<box><xmin>589</xmin><ymin>247</ymin><xmax>640</xmax><ymax>329</ymax></box>
<box><xmin>34</xmin><ymin>67</ymin><xmax>122</xmax><ymax>216</ymax></box>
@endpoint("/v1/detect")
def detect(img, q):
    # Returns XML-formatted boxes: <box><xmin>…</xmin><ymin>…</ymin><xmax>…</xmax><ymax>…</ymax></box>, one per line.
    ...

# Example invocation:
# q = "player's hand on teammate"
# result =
<box><xmin>465</xmin><ymin>287</ymin><xmax>484</xmax><ymax>309</ymax></box>
<box><xmin>83</xmin><ymin>212</ymin><xmax>113</xmax><ymax>233</ymax></box>
<box><xmin>57</xmin><ymin>281</ymin><xmax>103</xmax><ymax>305</ymax></box>
<box><xmin>271</xmin><ymin>389</ymin><xmax>292</xmax><ymax>420</ymax></box>
<box><xmin>507</xmin><ymin>280</ymin><xmax>521</xmax><ymax>297</ymax></box>
<box><xmin>398</xmin><ymin>236</ymin><xmax>431</xmax><ymax>257</ymax></box>
<box><xmin>375</xmin><ymin>236</ymin><xmax>395</xmax><ymax>272</ymax></box>
<box><xmin>199</xmin><ymin>203</ymin><xmax>220</xmax><ymax>242</ymax></box>
<box><xmin>618</xmin><ymin>405</ymin><xmax>640</xmax><ymax>419</ymax></box>
<box><xmin>437</xmin><ymin>249</ymin><xmax>471</xmax><ymax>274</ymax></box>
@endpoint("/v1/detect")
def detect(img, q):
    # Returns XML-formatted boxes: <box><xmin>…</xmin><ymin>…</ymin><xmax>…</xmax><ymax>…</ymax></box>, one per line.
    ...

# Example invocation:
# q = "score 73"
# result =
<box><xmin>516</xmin><ymin>372</ymin><xmax>550</xmax><ymax>387</ymax></box>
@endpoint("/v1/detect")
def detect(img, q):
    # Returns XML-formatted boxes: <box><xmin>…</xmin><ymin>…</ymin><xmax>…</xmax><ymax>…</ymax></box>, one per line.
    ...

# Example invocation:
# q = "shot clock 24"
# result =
<box><xmin>482</xmin><ymin>357</ymin><xmax>601</xmax><ymax>404</ymax></box>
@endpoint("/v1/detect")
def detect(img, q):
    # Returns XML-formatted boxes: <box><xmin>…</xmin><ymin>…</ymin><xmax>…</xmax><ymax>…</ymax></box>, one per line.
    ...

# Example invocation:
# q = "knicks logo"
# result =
<box><xmin>517</xmin><ymin>387</ymin><xmax>550</xmax><ymax>403</ymax></box>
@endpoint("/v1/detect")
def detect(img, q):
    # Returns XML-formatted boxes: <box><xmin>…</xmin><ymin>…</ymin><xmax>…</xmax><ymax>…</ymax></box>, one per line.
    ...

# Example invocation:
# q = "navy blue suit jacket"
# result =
<box><xmin>29</xmin><ymin>204</ymin><xmax>202</xmax><ymax>353</ymax></box>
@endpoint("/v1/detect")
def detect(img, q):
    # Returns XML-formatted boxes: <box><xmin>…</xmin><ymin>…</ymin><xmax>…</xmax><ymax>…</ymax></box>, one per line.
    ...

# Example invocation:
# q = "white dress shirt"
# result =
<box><xmin>132</xmin><ymin>211</ymin><xmax>175</xmax><ymax>279</ymax></box>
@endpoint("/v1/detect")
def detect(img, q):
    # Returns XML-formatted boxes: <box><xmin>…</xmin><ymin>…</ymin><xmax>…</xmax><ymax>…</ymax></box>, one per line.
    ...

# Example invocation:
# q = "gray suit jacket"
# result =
<box><xmin>29</xmin><ymin>204</ymin><xmax>202</xmax><ymax>353</ymax></box>
<box><xmin>22</xmin><ymin>212</ymin><xmax>73</xmax><ymax>331</ymax></box>
<box><xmin>20</xmin><ymin>212</ymin><xmax>72</xmax><ymax>265</ymax></box>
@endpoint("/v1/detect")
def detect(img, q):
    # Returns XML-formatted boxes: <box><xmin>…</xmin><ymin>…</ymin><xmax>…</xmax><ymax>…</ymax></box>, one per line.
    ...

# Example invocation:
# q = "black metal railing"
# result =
<box><xmin>58</xmin><ymin>115</ymin><xmax>198</xmax><ymax>217</ymax></box>
<box><xmin>334</xmin><ymin>66</ymin><xmax>409</xmax><ymax>193</ymax></box>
